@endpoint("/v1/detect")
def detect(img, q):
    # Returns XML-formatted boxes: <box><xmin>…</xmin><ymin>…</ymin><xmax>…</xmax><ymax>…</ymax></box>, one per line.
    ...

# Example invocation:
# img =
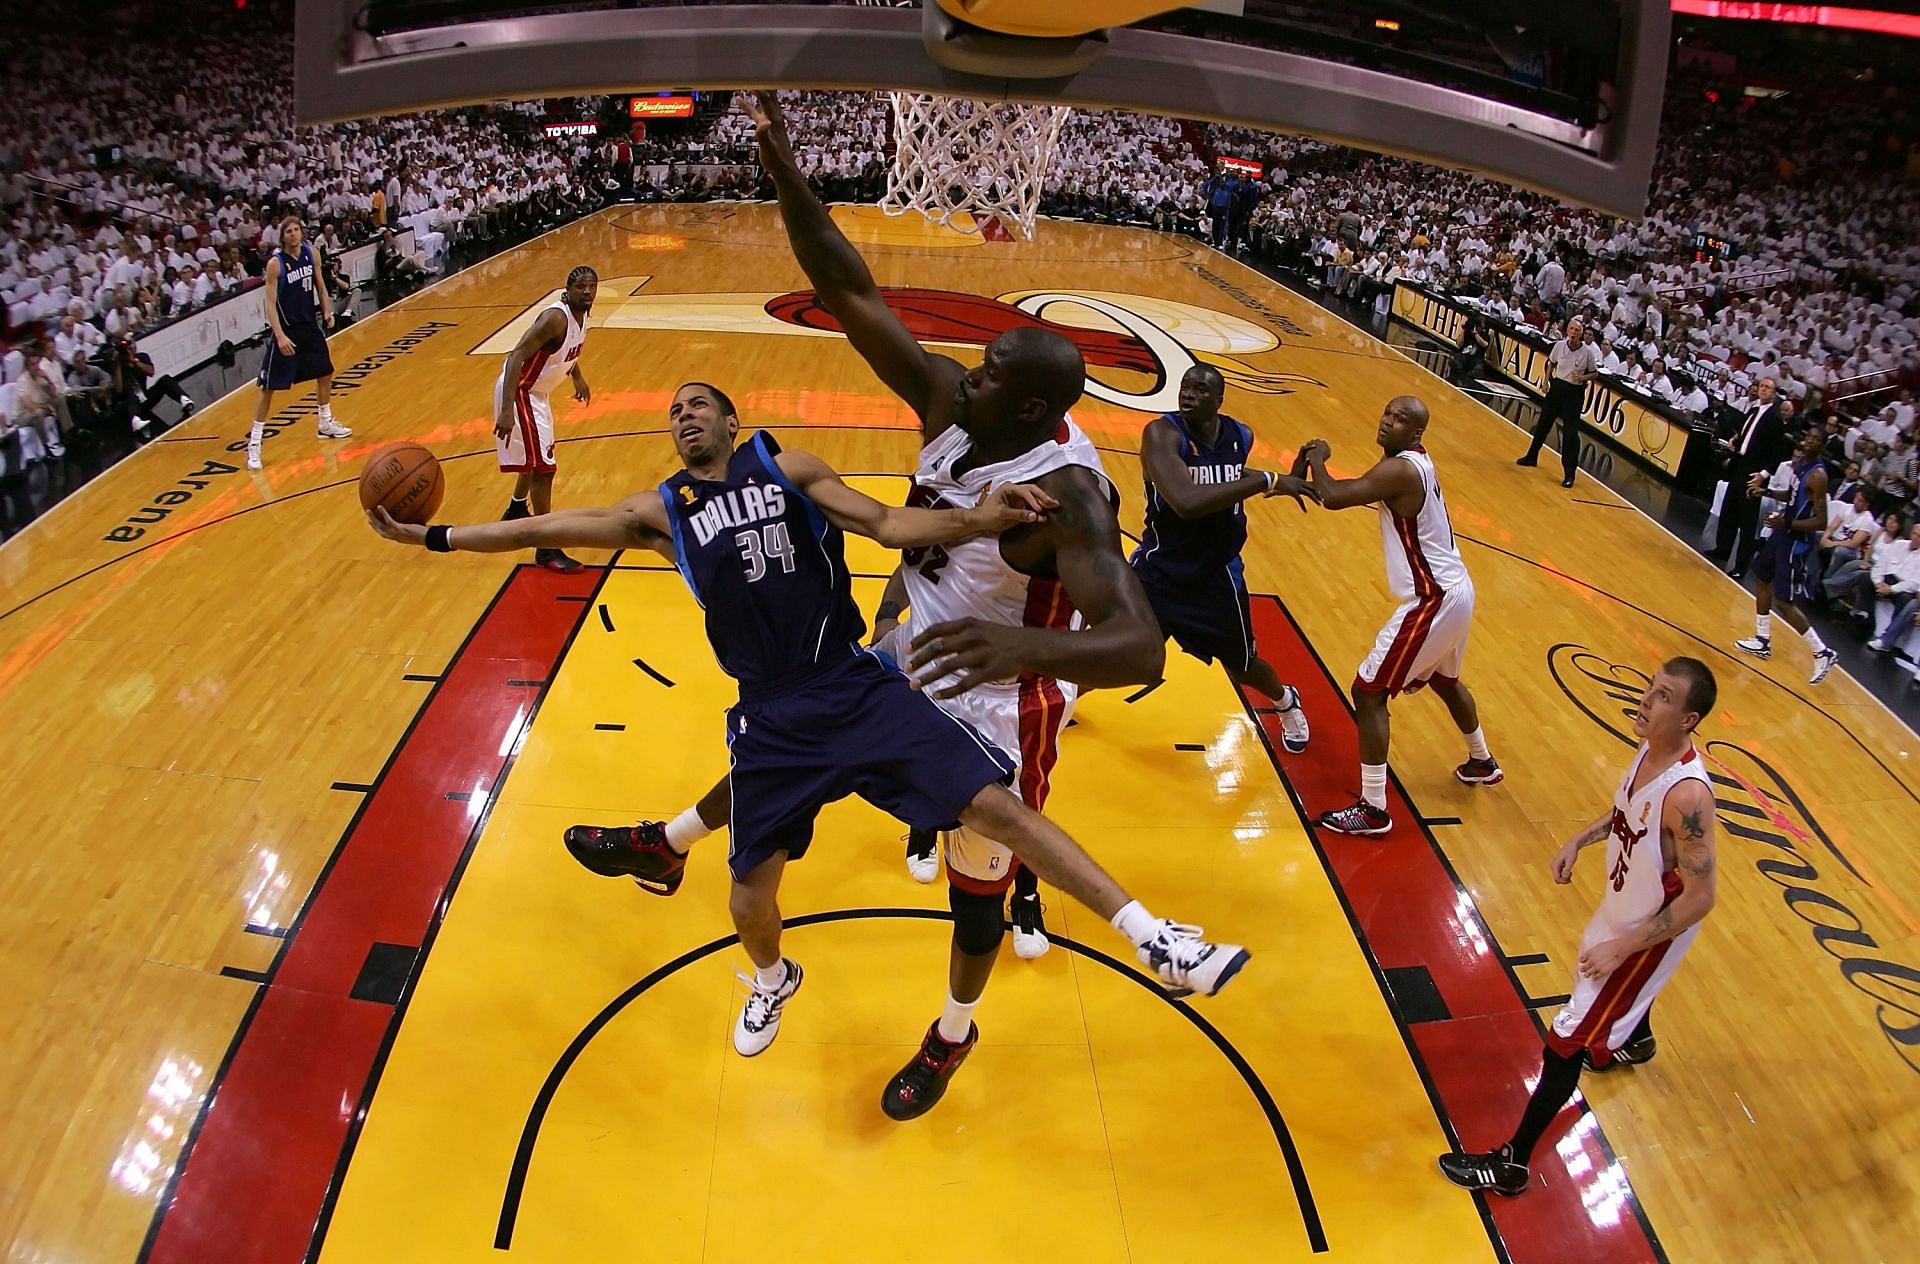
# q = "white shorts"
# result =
<box><xmin>875</xmin><ymin>624</ymin><xmax>1076</xmax><ymax>892</ymax></box>
<box><xmin>1547</xmin><ymin>914</ymin><xmax>1699</xmax><ymax>1067</ymax></box>
<box><xmin>495</xmin><ymin>375</ymin><xmax>556</xmax><ymax>474</ymax></box>
<box><xmin>1354</xmin><ymin>584</ymin><xmax>1474</xmax><ymax>697</ymax></box>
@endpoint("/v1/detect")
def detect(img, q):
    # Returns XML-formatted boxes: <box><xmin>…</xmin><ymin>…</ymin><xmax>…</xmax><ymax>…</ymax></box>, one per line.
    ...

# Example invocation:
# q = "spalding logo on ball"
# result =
<box><xmin>360</xmin><ymin>444</ymin><xmax>446</xmax><ymax>525</ymax></box>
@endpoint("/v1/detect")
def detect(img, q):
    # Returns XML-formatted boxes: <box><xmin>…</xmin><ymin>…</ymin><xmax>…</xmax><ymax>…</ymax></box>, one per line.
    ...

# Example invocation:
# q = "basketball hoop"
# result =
<box><xmin>880</xmin><ymin>93</ymin><xmax>1069</xmax><ymax>240</ymax></box>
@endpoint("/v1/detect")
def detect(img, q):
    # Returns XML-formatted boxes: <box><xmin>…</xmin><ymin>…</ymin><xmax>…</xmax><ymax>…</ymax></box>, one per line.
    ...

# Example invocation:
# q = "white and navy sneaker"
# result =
<box><xmin>1137</xmin><ymin>921</ymin><xmax>1249</xmax><ymax>998</ymax></box>
<box><xmin>1010</xmin><ymin>893</ymin><xmax>1049</xmax><ymax>960</ymax></box>
<box><xmin>904</xmin><ymin>828</ymin><xmax>939</xmax><ymax>885</ymax></box>
<box><xmin>245</xmin><ymin>440</ymin><xmax>263</xmax><ymax>471</ymax></box>
<box><xmin>1809</xmin><ymin>648</ymin><xmax>1839</xmax><ymax>685</ymax></box>
<box><xmin>316</xmin><ymin>417</ymin><xmax>352</xmax><ymax>439</ymax></box>
<box><xmin>733</xmin><ymin>958</ymin><xmax>803</xmax><ymax>1057</ymax></box>
<box><xmin>1275</xmin><ymin>685</ymin><xmax>1310</xmax><ymax>754</ymax></box>
<box><xmin>1735</xmin><ymin>635</ymin><xmax>1771</xmax><ymax>659</ymax></box>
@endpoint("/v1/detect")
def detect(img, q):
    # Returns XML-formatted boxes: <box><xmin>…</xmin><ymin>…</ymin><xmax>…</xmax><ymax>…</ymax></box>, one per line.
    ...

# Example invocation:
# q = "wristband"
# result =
<box><xmin>1264</xmin><ymin>470</ymin><xmax>1277</xmax><ymax>494</ymax></box>
<box><xmin>425</xmin><ymin>525</ymin><xmax>454</xmax><ymax>553</ymax></box>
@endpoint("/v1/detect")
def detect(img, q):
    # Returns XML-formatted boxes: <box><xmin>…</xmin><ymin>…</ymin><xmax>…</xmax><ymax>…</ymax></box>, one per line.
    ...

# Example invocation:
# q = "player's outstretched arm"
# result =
<box><xmin>367</xmin><ymin>491</ymin><xmax>675</xmax><ymax>556</ymax></box>
<box><xmin>908</xmin><ymin>466</ymin><xmax>1165</xmax><ymax>696</ymax></box>
<box><xmin>1300</xmin><ymin>440</ymin><xmax>1421</xmax><ymax>513</ymax></box>
<box><xmin>1141</xmin><ymin>418</ymin><xmax>1312</xmax><ymax>516</ymax></box>
<box><xmin>739</xmin><ymin>91</ymin><xmax>961</xmax><ymax>424</ymax></box>
<box><xmin>775</xmin><ymin>449</ymin><xmax>1054</xmax><ymax>548</ymax></box>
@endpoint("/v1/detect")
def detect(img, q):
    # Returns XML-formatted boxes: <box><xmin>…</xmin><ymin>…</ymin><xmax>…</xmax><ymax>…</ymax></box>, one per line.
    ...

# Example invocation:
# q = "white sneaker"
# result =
<box><xmin>1866</xmin><ymin>639</ymin><xmax>1890</xmax><ymax>653</ymax></box>
<box><xmin>1137</xmin><ymin>921</ymin><xmax>1250</xmax><ymax>998</ymax></box>
<box><xmin>1809</xmin><ymin>648</ymin><xmax>1839</xmax><ymax>685</ymax></box>
<box><xmin>246</xmin><ymin>443</ymin><xmax>263</xmax><ymax>471</ymax></box>
<box><xmin>47</xmin><ymin>441</ymin><xmax>65</xmax><ymax>458</ymax></box>
<box><xmin>1010</xmin><ymin>893</ymin><xmax>1049</xmax><ymax>960</ymax></box>
<box><xmin>1275</xmin><ymin>685</ymin><xmax>1310</xmax><ymax>754</ymax></box>
<box><xmin>316</xmin><ymin>418</ymin><xmax>352</xmax><ymax>439</ymax></box>
<box><xmin>1735</xmin><ymin>635</ymin><xmax>1771</xmax><ymax>659</ymax></box>
<box><xmin>733</xmin><ymin>958</ymin><xmax>803</xmax><ymax>1057</ymax></box>
<box><xmin>904</xmin><ymin>830</ymin><xmax>939</xmax><ymax>884</ymax></box>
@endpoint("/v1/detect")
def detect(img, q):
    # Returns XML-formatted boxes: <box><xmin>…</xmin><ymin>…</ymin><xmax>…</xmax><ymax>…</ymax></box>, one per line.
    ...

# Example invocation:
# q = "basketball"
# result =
<box><xmin>359</xmin><ymin>443</ymin><xmax>445</xmax><ymax>525</ymax></box>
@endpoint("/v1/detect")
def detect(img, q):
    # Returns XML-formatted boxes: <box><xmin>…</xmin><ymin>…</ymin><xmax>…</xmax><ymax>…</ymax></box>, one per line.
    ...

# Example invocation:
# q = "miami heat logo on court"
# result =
<box><xmin>477</xmin><ymin>280</ymin><xmax>1325</xmax><ymax>415</ymax></box>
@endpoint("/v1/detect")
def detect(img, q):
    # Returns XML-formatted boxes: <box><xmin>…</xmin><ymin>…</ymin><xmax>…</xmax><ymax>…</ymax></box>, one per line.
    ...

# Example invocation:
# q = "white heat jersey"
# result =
<box><xmin>1592</xmin><ymin>742</ymin><xmax>1711</xmax><ymax>939</ymax></box>
<box><xmin>1379</xmin><ymin>447</ymin><xmax>1472</xmax><ymax>601</ymax></box>
<box><xmin>502</xmin><ymin>298</ymin><xmax>586</xmax><ymax>398</ymax></box>
<box><xmin>901</xmin><ymin>416</ymin><xmax>1117</xmax><ymax>695</ymax></box>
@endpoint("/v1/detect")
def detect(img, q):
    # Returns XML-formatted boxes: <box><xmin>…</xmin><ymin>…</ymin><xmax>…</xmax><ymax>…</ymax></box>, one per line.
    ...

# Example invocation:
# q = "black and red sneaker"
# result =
<box><xmin>1454</xmin><ymin>756</ymin><xmax>1504</xmax><ymax>785</ymax></box>
<box><xmin>1318</xmin><ymin>799</ymin><xmax>1392</xmax><ymax>837</ymax></box>
<box><xmin>563</xmin><ymin>821</ymin><xmax>687</xmax><ymax>895</ymax></box>
<box><xmin>881</xmin><ymin>1021</ymin><xmax>978</xmax><ymax>1121</ymax></box>
<box><xmin>536</xmin><ymin>548</ymin><xmax>586</xmax><ymax>574</ymax></box>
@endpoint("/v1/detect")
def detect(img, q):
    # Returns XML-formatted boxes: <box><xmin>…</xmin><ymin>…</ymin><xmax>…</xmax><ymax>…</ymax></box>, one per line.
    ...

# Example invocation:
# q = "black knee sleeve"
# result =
<box><xmin>948</xmin><ymin>884</ymin><xmax>1007</xmax><ymax>957</ymax></box>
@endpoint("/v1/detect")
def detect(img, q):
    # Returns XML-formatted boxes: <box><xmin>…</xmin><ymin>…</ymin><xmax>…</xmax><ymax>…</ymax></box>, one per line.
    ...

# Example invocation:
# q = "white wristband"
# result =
<box><xmin>1264</xmin><ymin>470</ymin><xmax>1277</xmax><ymax>494</ymax></box>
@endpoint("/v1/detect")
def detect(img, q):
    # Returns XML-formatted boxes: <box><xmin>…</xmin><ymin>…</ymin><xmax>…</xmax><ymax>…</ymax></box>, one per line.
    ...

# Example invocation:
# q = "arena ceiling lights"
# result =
<box><xmin>295</xmin><ymin>0</ymin><xmax>1671</xmax><ymax>216</ymax></box>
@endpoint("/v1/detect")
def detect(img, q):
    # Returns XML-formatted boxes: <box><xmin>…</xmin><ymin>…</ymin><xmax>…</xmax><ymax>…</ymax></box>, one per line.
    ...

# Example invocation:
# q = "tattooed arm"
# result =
<box><xmin>1579</xmin><ymin>779</ymin><xmax>1718</xmax><ymax>978</ymax></box>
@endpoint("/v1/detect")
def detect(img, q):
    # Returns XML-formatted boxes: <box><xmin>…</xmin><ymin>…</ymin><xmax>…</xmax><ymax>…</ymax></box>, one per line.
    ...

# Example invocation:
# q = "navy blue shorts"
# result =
<box><xmin>258</xmin><ymin>321</ymin><xmax>333</xmax><ymax>390</ymax></box>
<box><xmin>1752</xmin><ymin>532</ymin><xmax>1816</xmax><ymax>603</ymax></box>
<box><xmin>1137</xmin><ymin>561</ymin><xmax>1256</xmax><ymax>674</ymax></box>
<box><xmin>723</xmin><ymin>649</ymin><xmax>1016</xmax><ymax>880</ymax></box>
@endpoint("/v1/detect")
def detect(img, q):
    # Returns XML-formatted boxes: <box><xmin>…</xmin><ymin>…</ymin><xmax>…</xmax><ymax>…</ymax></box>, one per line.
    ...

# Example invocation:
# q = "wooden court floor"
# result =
<box><xmin>1</xmin><ymin>206</ymin><xmax>1915</xmax><ymax>1263</ymax></box>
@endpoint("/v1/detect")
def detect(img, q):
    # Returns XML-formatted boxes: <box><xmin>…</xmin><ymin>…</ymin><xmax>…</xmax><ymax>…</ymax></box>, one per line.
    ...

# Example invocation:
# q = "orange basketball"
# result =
<box><xmin>360</xmin><ymin>443</ymin><xmax>445</xmax><ymax>525</ymax></box>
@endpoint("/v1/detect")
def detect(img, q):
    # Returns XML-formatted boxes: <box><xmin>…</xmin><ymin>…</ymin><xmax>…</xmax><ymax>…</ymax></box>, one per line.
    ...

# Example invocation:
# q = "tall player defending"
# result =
<box><xmin>1440</xmin><ymin>658</ymin><xmax>1717</xmax><ymax>1196</ymax></box>
<box><xmin>568</xmin><ymin>90</ymin><xmax>1179</xmax><ymax>1114</ymax></box>
<box><xmin>1133</xmin><ymin>364</ymin><xmax>1315</xmax><ymax>754</ymax></box>
<box><xmin>1298</xmin><ymin>397</ymin><xmax>1501</xmax><ymax>836</ymax></box>
<box><xmin>246</xmin><ymin>216</ymin><xmax>350</xmax><ymax>470</ymax></box>
<box><xmin>369</xmin><ymin>381</ymin><xmax>1251</xmax><ymax>1113</ymax></box>
<box><xmin>1735</xmin><ymin>426</ymin><xmax>1839</xmax><ymax>684</ymax></box>
<box><xmin>495</xmin><ymin>265</ymin><xmax>597</xmax><ymax>573</ymax></box>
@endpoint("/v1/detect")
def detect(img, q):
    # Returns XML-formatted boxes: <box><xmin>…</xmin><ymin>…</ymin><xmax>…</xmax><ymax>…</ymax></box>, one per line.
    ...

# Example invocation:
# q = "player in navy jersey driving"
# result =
<box><xmin>1132</xmin><ymin>364</ymin><xmax>1315</xmax><ymax>753</ymax></box>
<box><xmin>367</xmin><ymin>379</ymin><xmax>1253</xmax><ymax>1123</ymax></box>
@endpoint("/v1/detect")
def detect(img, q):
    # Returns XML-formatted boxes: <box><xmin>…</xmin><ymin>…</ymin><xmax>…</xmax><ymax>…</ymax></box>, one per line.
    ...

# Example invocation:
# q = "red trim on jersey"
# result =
<box><xmin>1017</xmin><ymin>675</ymin><xmax>1066</xmax><ymax>810</ymax></box>
<box><xmin>517</xmin><ymin>346</ymin><xmax>552</xmax><ymax>391</ymax></box>
<box><xmin>1355</xmin><ymin>592</ymin><xmax>1441</xmax><ymax>696</ymax></box>
<box><xmin>1391</xmin><ymin>509</ymin><xmax>1442</xmax><ymax>603</ymax></box>
<box><xmin>1020</xmin><ymin>576</ymin><xmax>1077</xmax><ymax>631</ymax></box>
<box><xmin>1544</xmin><ymin>938</ymin><xmax>1674</xmax><ymax>1065</ymax></box>
<box><xmin>948</xmin><ymin>865</ymin><xmax>1015</xmax><ymax>896</ymax></box>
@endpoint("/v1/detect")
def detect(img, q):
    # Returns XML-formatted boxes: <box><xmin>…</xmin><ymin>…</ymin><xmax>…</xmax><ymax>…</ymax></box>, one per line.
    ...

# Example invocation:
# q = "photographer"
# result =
<box><xmin>108</xmin><ymin>337</ymin><xmax>196</xmax><ymax>434</ymax></box>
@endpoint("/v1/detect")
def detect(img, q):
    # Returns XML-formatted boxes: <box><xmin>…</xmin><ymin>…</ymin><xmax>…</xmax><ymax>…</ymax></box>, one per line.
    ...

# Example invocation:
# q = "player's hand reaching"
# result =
<box><xmin>366</xmin><ymin>506</ymin><xmax>428</xmax><ymax>546</ymax></box>
<box><xmin>906</xmin><ymin>618</ymin><xmax>1027</xmax><ymax>698</ymax></box>
<box><xmin>738</xmin><ymin>92</ymin><xmax>795</xmax><ymax>165</ymax></box>
<box><xmin>1298</xmin><ymin>438</ymin><xmax>1331</xmax><ymax>467</ymax></box>
<box><xmin>1264</xmin><ymin>473</ymin><xmax>1320</xmax><ymax>511</ymax></box>
<box><xmin>1550</xmin><ymin>837</ymin><xmax>1582</xmax><ymax>884</ymax></box>
<box><xmin>1578</xmin><ymin>937</ymin><xmax>1634</xmax><ymax>980</ymax></box>
<box><xmin>966</xmin><ymin>482</ymin><xmax>1058</xmax><ymax>533</ymax></box>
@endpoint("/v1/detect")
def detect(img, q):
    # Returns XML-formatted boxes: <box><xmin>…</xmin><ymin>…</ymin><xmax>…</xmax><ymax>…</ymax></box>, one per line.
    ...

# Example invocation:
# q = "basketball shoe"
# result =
<box><xmin>1275</xmin><ymin>685</ymin><xmax>1310</xmax><ymax>754</ymax></box>
<box><xmin>1137</xmin><ymin>921</ymin><xmax>1250</xmax><ymax>998</ymax></box>
<box><xmin>316</xmin><ymin>417</ymin><xmax>352</xmax><ymax>439</ymax></box>
<box><xmin>1455</xmin><ymin>756</ymin><xmax>1504</xmax><ymax>785</ymax></box>
<box><xmin>734</xmin><ymin>958</ymin><xmax>803</xmax><ymax>1056</ymax></box>
<box><xmin>536</xmin><ymin>548</ymin><xmax>585</xmax><ymax>574</ymax></box>
<box><xmin>561</xmin><ymin>821</ymin><xmax>686</xmax><ymax>895</ymax></box>
<box><xmin>1318</xmin><ymin>799</ymin><xmax>1392</xmax><ymax>836</ymax></box>
<box><xmin>881</xmin><ymin>1020</ymin><xmax>977</xmax><ymax>1121</ymax></box>
<box><xmin>904</xmin><ymin>827</ymin><xmax>939</xmax><ymax>884</ymax></box>
<box><xmin>1438</xmin><ymin>1146</ymin><xmax>1530</xmax><ymax>1197</ymax></box>
<box><xmin>1010</xmin><ymin>892</ymin><xmax>1049</xmax><ymax>960</ymax></box>
<box><xmin>245</xmin><ymin>438</ymin><xmax>262</xmax><ymax>471</ymax></box>
<box><xmin>1809</xmin><ymin>648</ymin><xmax>1839</xmax><ymax>685</ymax></box>
<box><xmin>1586</xmin><ymin>1033</ymin><xmax>1656</xmax><ymax>1072</ymax></box>
<box><xmin>1734</xmin><ymin>635</ymin><xmax>1771</xmax><ymax>659</ymax></box>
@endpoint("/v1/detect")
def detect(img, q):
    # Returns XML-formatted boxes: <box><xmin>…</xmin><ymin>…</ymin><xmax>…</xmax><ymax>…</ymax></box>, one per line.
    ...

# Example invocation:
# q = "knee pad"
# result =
<box><xmin>948</xmin><ymin>884</ymin><xmax>1008</xmax><ymax>957</ymax></box>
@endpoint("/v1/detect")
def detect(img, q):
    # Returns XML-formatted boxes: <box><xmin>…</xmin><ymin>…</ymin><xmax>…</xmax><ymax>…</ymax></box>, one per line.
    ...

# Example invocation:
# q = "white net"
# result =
<box><xmin>880</xmin><ymin>93</ymin><xmax>1070</xmax><ymax>240</ymax></box>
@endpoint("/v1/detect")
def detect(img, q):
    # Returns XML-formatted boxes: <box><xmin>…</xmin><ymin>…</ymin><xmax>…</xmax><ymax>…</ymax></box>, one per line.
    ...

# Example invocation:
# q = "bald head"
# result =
<box><xmin>1377</xmin><ymin>394</ymin><xmax>1430</xmax><ymax>452</ymax></box>
<box><xmin>995</xmin><ymin>327</ymin><xmax>1086</xmax><ymax>418</ymax></box>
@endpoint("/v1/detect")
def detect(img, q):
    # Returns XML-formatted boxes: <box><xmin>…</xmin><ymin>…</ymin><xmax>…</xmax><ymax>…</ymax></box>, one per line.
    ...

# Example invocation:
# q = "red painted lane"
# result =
<box><xmin>144</xmin><ymin>566</ymin><xmax>599</xmax><ymax>1264</ymax></box>
<box><xmin>1244</xmin><ymin>594</ymin><xmax>1662</xmax><ymax>1264</ymax></box>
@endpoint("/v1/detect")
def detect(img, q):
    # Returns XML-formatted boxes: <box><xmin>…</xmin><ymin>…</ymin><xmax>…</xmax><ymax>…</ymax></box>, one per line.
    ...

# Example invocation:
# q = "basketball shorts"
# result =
<box><xmin>1751</xmin><ymin>532</ymin><xmax>1817</xmax><ymax>603</ymax></box>
<box><xmin>257</xmin><ymin>321</ymin><xmax>332</xmax><ymax>390</ymax></box>
<box><xmin>1547</xmin><ymin>915</ymin><xmax>1700</xmax><ymax>1068</ymax></box>
<box><xmin>874</xmin><ymin>624</ymin><xmax>1077</xmax><ymax>893</ymax></box>
<box><xmin>1354</xmin><ymin>584</ymin><xmax>1474</xmax><ymax>698</ymax></box>
<box><xmin>1136</xmin><ymin>560</ymin><xmax>1256</xmax><ymax>675</ymax></box>
<box><xmin>494</xmin><ymin>375</ymin><xmax>557</xmax><ymax>474</ymax></box>
<box><xmin>722</xmin><ymin>648</ymin><xmax>1015</xmax><ymax>882</ymax></box>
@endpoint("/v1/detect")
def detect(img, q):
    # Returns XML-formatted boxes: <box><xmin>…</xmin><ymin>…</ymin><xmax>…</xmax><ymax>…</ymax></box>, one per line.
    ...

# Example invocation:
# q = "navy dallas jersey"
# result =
<box><xmin>274</xmin><ymin>243</ymin><xmax>321</xmax><ymax>330</ymax></box>
<box><xmin>1128</xmin><ymin>412</ymin><xmax>1259</xmax><ymax>673</ymax></box>
<box><xmin>659</xmin><ymin>430</ymin><xmax>1016</xmax><ymax>880</ymax></box>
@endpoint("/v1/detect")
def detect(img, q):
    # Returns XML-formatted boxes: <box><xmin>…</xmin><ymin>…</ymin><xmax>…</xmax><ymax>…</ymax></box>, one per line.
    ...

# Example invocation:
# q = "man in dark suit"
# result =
<box><xmin>1710</xmin><ymin>377</ymin><xmax>1784</xmax><ymax>576</ymax></box>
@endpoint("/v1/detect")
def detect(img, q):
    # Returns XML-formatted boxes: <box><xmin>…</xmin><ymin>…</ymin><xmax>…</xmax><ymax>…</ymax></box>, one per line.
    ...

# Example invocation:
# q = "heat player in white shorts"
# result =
<box><xmin>871</xmin><ymin>412</ymin><xmax>1119</xmax><ymax>960</ymax></box>
<box><xmin>1440</xmin><ymin>657</ymin><xmax>1719</xmax><ymax>1197</ymax></box>
<box><xmin>1297</xmin><ymin>396</ymin><xmax>1503</xmax><ymax>837</ymax></box>
<box><xmin>494</xmin><ymin>265</ymin><xmax>596</xmax><ymax>573</ymax></box>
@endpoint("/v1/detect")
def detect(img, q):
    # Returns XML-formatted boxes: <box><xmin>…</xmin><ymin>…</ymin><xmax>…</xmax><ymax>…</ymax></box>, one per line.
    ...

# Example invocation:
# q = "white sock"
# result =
<box><xmin>1111</xmin><ymin>899</ymin><xmax>1161</xmax><ymax>946</ymax></box>
<box><xmin>1361</xmin><ymin>763</ymin><xmax>1388</xmax><ymax>811</ymax></box>
<box><xmin>937</xmin><ymin>991</ymin><xmax>979</xmax><ymax>1043</ymax></box>
<box><xmin>1805</xmin><ymin>627</ymin><xmax>1828</xmax><ymax>655</ymax></box>
<box><xmin>1465</xmin><ymin>727</ymin><xmax>1491</xmax><ymax>762</ymax></box>
<box><xmin>248</xmin><ymin>421</ymin><xmax>263</xmax><ymax>445</ymax></box>
<box><xmin>318</xmin><ymin>403</ymin><xmax>334</xmax><ymax>422</ymax></box>
<box><xmin>664</xmin><ymin>806</ymin><xmax>710</xmax><ymax>854</ymax></box>
<box><xmin>1755</xmin><ymin>613</ymin><xmax>1772</xmax><ymax>640</ymax></box>
<box><xmin>753</xmin><ymin>959</ymin><xmax>788</xmax><ymax>989</ymax></box>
